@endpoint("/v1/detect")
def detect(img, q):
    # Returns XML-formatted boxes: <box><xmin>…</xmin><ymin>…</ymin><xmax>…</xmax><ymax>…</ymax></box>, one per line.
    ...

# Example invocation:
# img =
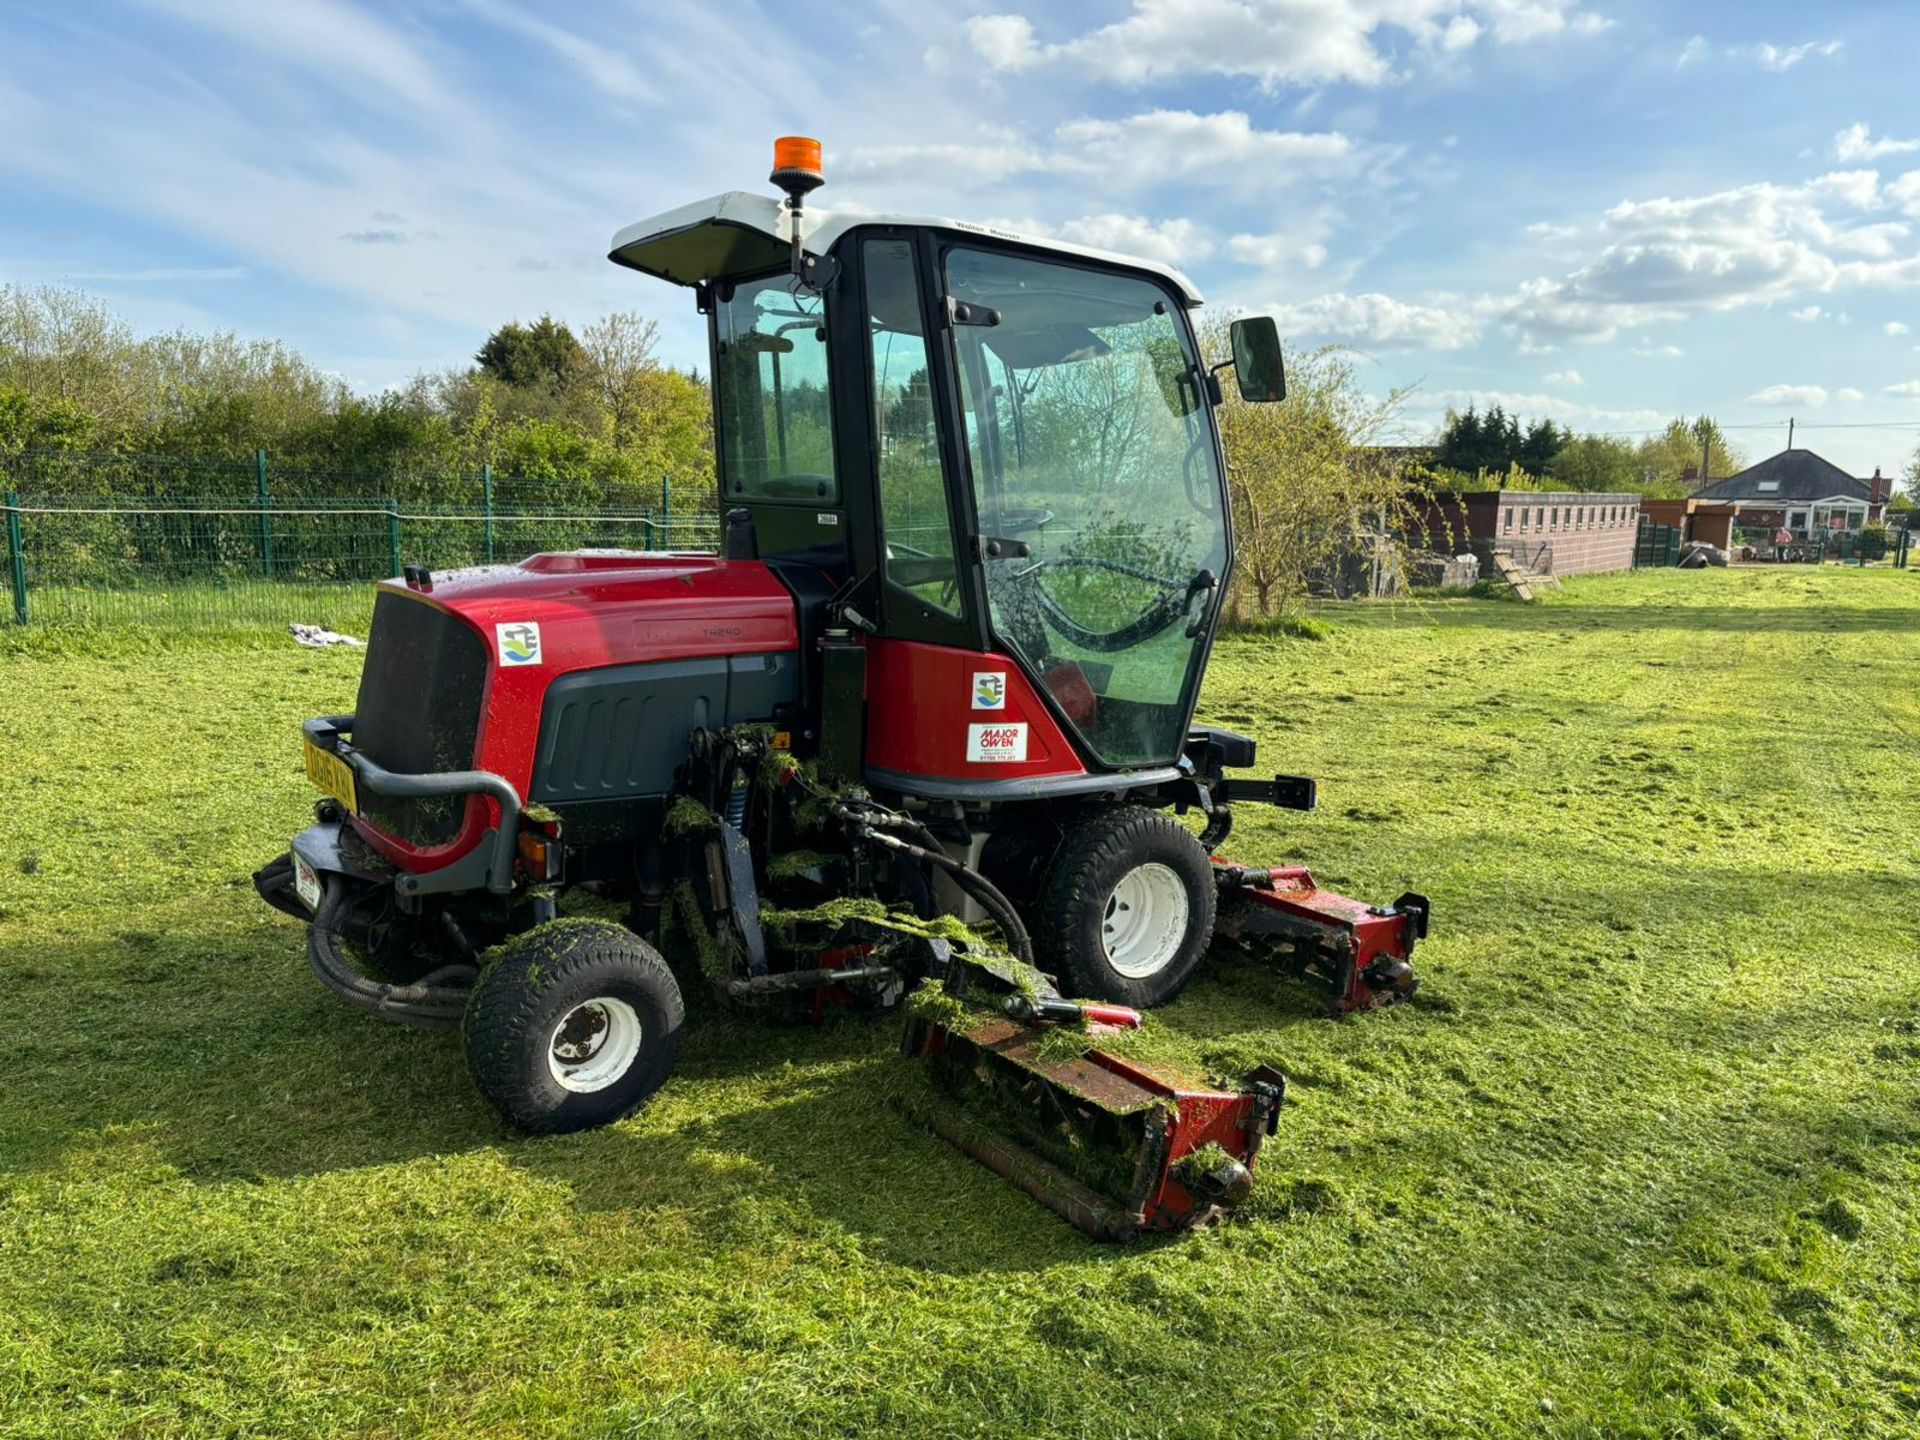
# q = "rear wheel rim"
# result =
<box><xmin>547</xmin><ymin>997</ymin><xmax>643</xmax><ymax>1093</ymax></box>
<box><xmin>1102</xmin><ymin>863</ymin><xmax>1190</xmax><ymax>979</ymax></box>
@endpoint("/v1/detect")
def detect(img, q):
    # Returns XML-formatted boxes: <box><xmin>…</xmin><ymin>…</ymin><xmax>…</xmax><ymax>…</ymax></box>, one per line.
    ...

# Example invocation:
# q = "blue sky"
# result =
<box><xmin>4</xmin><ymin>0</ymin><xmax>1919</xmax><ymax>476</ymax></box>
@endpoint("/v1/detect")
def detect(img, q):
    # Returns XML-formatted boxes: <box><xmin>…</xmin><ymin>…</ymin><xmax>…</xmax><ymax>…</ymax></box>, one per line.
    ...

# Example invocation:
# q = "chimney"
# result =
<box><xmin>1869</xmin><ymin>467</ymin><xmax>1886</xmax><ymax>508</ymax></box>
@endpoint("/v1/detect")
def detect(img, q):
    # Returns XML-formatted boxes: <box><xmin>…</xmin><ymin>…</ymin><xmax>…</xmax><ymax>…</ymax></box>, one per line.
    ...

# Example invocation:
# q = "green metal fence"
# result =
<box><xmin>1634</xmin><ymin>519</ymin><xmax>1680</xmax><ymax>568</ymax></box>
<box><xmin>1</xmin><ymin>451</ymin><xmax>719</xmax><ymax>632</ymax></box>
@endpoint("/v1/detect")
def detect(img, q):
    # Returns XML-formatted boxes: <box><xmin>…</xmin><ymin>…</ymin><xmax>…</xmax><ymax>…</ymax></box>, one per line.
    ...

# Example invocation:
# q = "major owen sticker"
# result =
<box><xmin>967</xmin><ymin>722</ymin><xmax>1027</xmax><ymax>763</ymax></box>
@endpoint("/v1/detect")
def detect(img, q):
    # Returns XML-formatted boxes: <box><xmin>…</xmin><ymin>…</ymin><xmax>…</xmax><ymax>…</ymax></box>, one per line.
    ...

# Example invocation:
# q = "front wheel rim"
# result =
<box><xmin>1102</xmin><ymin>863</ymin><xmax>1191</xmax><ymax>979</ymax></box>
<box><xmin>547</xmin><ymin>997</ymin><xmax>643</xmax><ymax>1093</ymax></box>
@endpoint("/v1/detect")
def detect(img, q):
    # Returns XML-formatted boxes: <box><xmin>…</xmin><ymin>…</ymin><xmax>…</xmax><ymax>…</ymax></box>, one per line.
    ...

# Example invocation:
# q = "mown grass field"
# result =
<box><xmin>2</xmin><ymin>566</ymin><xmax>1917</xmax><ymax>1439</ymax></box>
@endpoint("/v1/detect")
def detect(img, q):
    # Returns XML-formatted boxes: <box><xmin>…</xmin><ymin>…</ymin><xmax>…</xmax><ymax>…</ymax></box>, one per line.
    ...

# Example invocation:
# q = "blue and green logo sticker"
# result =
<box><xmin>495</xmin><ymin>621</ymin><xmax>543</xmax><ymax>667</ymax></box>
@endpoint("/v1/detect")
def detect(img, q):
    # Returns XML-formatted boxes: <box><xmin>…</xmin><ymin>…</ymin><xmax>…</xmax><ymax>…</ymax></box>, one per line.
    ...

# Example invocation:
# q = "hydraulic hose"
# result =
<box><xmin>839</xmin><ymin>808</ymin><xmax>1035</xmax><ymax>967</ymax></box>
<box><xmin>306</xmin><ymin>877</ymin><xmax>475</xmax><ymax>1028</ymax></box>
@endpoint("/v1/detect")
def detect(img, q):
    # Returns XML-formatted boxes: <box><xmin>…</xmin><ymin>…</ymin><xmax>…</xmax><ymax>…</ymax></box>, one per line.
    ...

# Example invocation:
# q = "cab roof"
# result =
<box><xmin>608</xmin><ymin>191</ymin><xmax>1205</xmax><ymax>307</ymax></box>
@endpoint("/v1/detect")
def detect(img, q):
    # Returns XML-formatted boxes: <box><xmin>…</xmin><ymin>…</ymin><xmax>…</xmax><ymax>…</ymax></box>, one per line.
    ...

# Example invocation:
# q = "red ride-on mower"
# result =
<box><xmin>254</xmin><ymin>137</ymin><xmax>1426</xmax><ymax>1239</ymax></box>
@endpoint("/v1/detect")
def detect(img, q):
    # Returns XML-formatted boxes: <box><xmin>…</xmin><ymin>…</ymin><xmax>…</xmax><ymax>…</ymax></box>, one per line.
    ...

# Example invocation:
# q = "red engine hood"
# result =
<box><xmin>402</xmin><ymin>551</ymin><xmax>800</xmax><ymax>671</ymax></box>
<box><xmin>350</xmin><ymin>553</ymin><xmax>800</xmax><ymax>871</ymax></box>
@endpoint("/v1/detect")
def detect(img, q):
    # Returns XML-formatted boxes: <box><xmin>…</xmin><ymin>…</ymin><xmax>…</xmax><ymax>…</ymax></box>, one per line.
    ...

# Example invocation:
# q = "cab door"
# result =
<box><xmin>857</xmin><ymin>232</ymin><xmax>976</xmax><ymax>646</ymax></box>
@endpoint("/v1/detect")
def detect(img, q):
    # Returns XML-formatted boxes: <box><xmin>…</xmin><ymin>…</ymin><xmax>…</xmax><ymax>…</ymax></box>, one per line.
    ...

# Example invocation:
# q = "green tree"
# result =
<box><xmin>1433</xmin><ymin>405</ymin><xmax>1562</xmax><ymax>480</ymax></box>
<box><xmin>1519</xmin><ymin>417</ymin><xmax>1569</xmax><ymax>474</ymax></box>
<box><xmin>1548</xmin><ymin>434</ymin><xmax>1641</xmax><ymax>492</ymax></box>
<box><xmin>475</xmin><ymin>314</ymin><xmax>587</xmax><ymax>391</ymax></box>
<box><xmin>1634</xmin><ymin>417</ymin><xmax>1746</xmax><ymax>496</ymax></box>
<box><xmin>0</xmin><ymin>284</ymin><xmax>714</xmax><ymax>515</ymax></box>
<box><xmin>1203</xmin><ymin>319</ymin><xmax>1416</xmax><ymax>616</ymax></box>
<box><xmin>1434</xmin><ymin>406</ymin><xmax>1484</xmax><ymax>475</ymax></box>
<box><xmin>0</xmin><ymin>386</ymin><xmax>94</xmax><ymax>455</ymax></box>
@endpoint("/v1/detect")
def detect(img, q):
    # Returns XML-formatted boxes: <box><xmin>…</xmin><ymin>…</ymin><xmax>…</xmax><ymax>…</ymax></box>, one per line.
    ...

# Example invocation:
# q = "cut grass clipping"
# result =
<box><xmin>2</xmin><ymin>567</ymin><xmax>1918</xmax><ymax>1437</ymax></box>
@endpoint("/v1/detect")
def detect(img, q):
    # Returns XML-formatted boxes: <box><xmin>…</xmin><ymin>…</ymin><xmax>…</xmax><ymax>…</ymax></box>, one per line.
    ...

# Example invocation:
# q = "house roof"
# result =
<box><xmin>1692</xmin><ymin>448</ymin><xmax>1871</xmax><ymax>504</ymax></box>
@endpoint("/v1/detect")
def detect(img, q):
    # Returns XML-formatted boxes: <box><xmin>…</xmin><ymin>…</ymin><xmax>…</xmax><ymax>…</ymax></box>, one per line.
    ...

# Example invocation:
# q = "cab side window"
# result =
<box><xmin>864</xmin><ymin>239</ymin><xmax>961</xmax><ymax>617</ymax></box>
<box><xmin>713</xmin><ymin>273</ymin><xmax>835</xmax><ymax>503</ymax></box>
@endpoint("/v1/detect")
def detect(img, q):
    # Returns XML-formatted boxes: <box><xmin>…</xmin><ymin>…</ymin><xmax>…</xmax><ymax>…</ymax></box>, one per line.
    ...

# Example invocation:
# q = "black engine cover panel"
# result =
<box><xmin>529</xmin><ymin>652</ymin><xmax>797</xmax><ymax>803</ymax></box>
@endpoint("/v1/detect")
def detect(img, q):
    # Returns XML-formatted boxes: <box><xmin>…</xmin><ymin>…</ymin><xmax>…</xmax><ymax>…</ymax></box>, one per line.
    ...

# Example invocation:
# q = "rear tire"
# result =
<box><xmin>462</xmin><ymin>919</ymin><xmax>684</xmax><ymax>1134</ymax></box>
<box><xmin>1033</xmin><ymin>806</ymin><xmax>1216</xmax><ymax>1009</ymax></box>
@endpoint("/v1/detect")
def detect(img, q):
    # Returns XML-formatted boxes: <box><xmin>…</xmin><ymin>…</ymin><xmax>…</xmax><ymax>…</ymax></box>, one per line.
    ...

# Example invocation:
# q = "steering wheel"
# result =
<box><xmin>985</xmin><ymin>506</ymin><xmax>1054</xmax><ymax>538</ymax></box>
<box><xmin>1007</xmin><ymin>555</ymin><xmax>1215</xmax><ymax>653</ymax></box>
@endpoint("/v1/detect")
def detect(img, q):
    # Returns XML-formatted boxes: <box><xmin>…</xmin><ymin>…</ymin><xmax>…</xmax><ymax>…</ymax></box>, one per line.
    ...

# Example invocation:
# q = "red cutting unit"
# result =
<box><xmin>1214</xmin><ymin>864</ymin><xmax>1428</xmax><ymax>1014</ymax></box>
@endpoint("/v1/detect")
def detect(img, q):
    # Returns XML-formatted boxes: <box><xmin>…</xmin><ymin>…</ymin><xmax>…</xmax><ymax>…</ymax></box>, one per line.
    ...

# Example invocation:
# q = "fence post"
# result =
<box><xmin>482</xmin><ymin>463</ymin><xmax>495</xmax><ymax>564</ymax></box>
<box><xmin>660</xmin><ymin>473</ymin><xmax>671</xmax><ymax>549</ymax></box>
<box><xmin>256</xmin><ymin>448</ymin><xmax>274</xmax><ymax>578</ymax></box>
<box><xmin>387</xmin><ymin>497</ymin><xmax>402</xmax><ymax>577</ymax></box>
<box><xmin>4</xmin><ymin>490</ymin><xmax>26</xmax><ymax>625</ymax></box>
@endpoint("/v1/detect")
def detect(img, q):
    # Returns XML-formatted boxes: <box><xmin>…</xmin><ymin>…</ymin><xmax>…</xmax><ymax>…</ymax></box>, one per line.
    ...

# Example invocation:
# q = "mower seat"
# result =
<box><xmin>1044</xmin><ymin>661</ymin><xmax>1099</xmax><ymax>727</ymax></box>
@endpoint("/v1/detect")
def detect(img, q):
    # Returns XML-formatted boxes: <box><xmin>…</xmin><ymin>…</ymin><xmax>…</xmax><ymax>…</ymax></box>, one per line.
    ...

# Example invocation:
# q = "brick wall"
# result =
<box><xmin>1492</xmin><ymin>492</ymin><xmax>1641</xmax><ymax>575</ymax></box>
<box><xmin>1544</xmin><ymin>525</ymin><xmax>1638</xmax><ymax>574</ymax></box>
<box><xmin>1410</xmin><ymin>490</ymin><xmax>1644</xmax><ymax>575</ymax></box>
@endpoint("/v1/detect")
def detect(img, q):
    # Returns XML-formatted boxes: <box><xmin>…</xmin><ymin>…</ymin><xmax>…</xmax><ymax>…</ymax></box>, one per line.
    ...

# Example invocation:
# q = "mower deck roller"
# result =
<box><xmin>909</xmin><ymin>1016</ymin><xmax>1285</xmax><ymax>1240</ymax></box>
<box><xmin>1214</xmin><ymin>864</ymin><xmax>1429</xmax><ymax>1015</ymax></box>
<box><xmin>251</xmin><ymin>134</ymin><xmax>1429</xmax><ymax>1240</ymax></box>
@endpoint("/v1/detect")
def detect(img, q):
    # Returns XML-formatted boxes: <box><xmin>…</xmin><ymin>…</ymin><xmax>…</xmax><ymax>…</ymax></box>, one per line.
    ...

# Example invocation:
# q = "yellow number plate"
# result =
<box><xmin>304</xmin><ymin>738</ymin><xmax>358</xmax><ymax>813</ymax></box>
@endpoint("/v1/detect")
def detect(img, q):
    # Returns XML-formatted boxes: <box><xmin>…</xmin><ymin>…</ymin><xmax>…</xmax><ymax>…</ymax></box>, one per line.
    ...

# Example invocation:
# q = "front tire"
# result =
<box><xmin>1033</xmin><ymin>806</ymin><xmax>1217</xmax><ymax>1008</ymax></box>
<box><xmin>463</xmin><ymin>920</ymin><xmax>684</xmax><ymax>1133</ymax></box>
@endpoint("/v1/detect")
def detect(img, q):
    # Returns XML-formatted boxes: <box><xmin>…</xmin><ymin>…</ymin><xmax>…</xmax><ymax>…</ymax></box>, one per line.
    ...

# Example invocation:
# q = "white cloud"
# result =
<box><xmin>983</xmin><ymin>213</ymin><xmax>1221</xmax><ymax>266</ymax></box>
<box><xmin>1890</xmin><ymin>171</ymin><xmax>1920</xmax><ymax>219</ymax></box>
<box><xmin>963</xmin><ymin>15</ymin><xmax>1042</xmax><ymax>70</ymax></box>
<box><xmin>1748</xmin><ymin>383</ymin><xmax>1828</xmax><ymax>407</ymax></box>
<box><xmin>1807</xmin><ymin>169</ymin><xmax>1881</xmax><ymax>208</ymax></box>
<box><xmin>845</xmin><ymin>110</ymin><xmax>1353</xmax><ymax>190</ymax></box>
<box><xmin>842</xmin><ymin>139</ymin><xmax>1049</xmax><ymax>184</ymax></box>
<box><xmin>1413</xmin><ymin>388</ymin><xmax>1662</xmax><ymax>433</ymax></box>
<box><xmin>55</xmin><ymin>266</ymin><xmax>250</xmax><ymax>283</ymax></box>
<box><xmin>1888</xmin><ymin>380</ymin><xmax>1920</xmax><ymax>399</ymax></box>
<box><xmin>1834</xmin><ymin>123</ymin><xmax>1920</xmax><ymax>163</ymax></box>
<box><xmin>460</xmin><ymin>3</ymin><xmax>654</xmax><ymax>102</ymax></box>
<box><xmin>1527</xmin><ymin>221</ymin><xmax>1580</xmax><ymax>240</ymax></box>
<box><xmin>1227</xmin><ymin>232</ymin><xmax>1327</xmax><ymax>269</ymax></box>
<box><xmin>1056</xmin><ymin>110</ymin><xmax>1353</xmax><ymax>177</ymax></box>
<box><xmin>1745</xmin><ymin>40</ymin><xmax>1842</xmax><ymax>72</ymax></box>
<box><xmin>133</xmin><ymin>0</ymin><xmax>474</xmax><ymax>127</ymax></box>
<box><xmin>1888</xmin><ymin>321</ymin><xmax>1912</xmax><ymax>336</ymax></box>
<box><xmin>0</xmin><ymin>0</ymin><xmax>785</xmax><ymax>352</ymax></box>
<box><xmin>1545</xmin><ymin>369</ymin><xmax>1584</xmax><ymax>385</ymax></box>
<box><xmin>1676</xmin><ymin>35</ymin><xmax>1707</xmax><ymax>68</ymax></box>
<box><xmin>1256</xmin><ymin>160</ymin><xmax>1920</xmax><ymax>356</ymax></box>
<box><xmin>1501</xmin><ymin>171</ymin><xmax>1917</xmax><ymax>346</ymax></box>
<box><xmin>1441</xmin><ymin>16</ymin><xmax>1482</xmax><ymax>52</ymax></box>
<box><xmin>1266</xmin><ymin>291</ymin><xmax>1487</xmax><ymax>350</ymax></box>
<box><xmin>1632</xmin><ymin>343</ymin><xmax>1684</xmax><ymax>358</ymax></box>
<box><xmin>960</xmin><ymin>0</ymin><xmax>1609</xmax><ymax>90</ymax></box>
<box><xmin>1836</xmin><ymin>387</ymin><xmax>1865</xmax><ymax>402</ymax></box>
<box><xmin>1052</xmin><ymin>214</ymin><xmax>1216</xmax><ymax>265</ymax></box>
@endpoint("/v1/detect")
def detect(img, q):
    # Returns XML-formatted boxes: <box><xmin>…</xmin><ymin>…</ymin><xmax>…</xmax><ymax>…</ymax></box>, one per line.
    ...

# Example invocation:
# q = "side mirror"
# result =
<box><xmin>1228</xmin><ymin>316</ymin><xmax>1286</xmax><ymax>403</ymax></box>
